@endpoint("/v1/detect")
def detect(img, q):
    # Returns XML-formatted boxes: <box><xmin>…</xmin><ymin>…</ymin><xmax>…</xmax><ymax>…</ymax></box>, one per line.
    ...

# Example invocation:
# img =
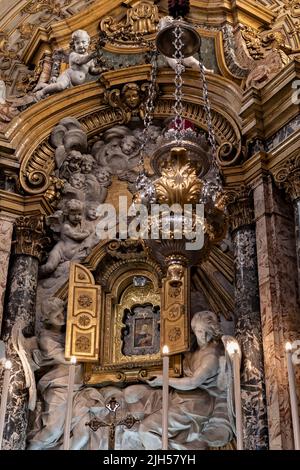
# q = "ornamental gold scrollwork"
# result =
<box><xmin>273</xmin><ymin>155</ymin><xmax>300</xmax><ymax>202</ymax></box>
<box><xmin>225</xmin><ymin>186</ymin><xmax>254</xmax><ymax>232</ymax></box>
<box><xmin>14</xmin><ymin>214</ymin><xmax>50</xmax><ymax>261</ymax></box>
<box><xmin>21</xmin><ymin>0</ymin><xmax>72</xmax><ymax>22</ymax></box>
<box><xmin>161</xmin><ymin>268</ymin><xmax>190</xmax><ymax>355</ymax></box>
<box><xmin>154</xmin><ymin>162</ymin><xmax>203</xmax><ymax>206</ymax></box>
<box><xmin>104</xmin><ymin>81</ymin><xmax>154</xmax><ymax>124</ymax></box>
<box><xmin>100</xmin><ymin>1</ymin><xmax>159</xmax><ymax>47</ymax></box>
<box><xmin>65</xmin><ymin>263</ymin><xmax>101</xmax><ymax>362</ymax></box>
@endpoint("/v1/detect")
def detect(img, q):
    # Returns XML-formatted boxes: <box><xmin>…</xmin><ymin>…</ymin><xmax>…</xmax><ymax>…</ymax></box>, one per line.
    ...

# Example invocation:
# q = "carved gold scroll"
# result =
<box><xmin>161</xmin><ymin>268</ymin><xmax>190</xmax><ymax>354</ymax></box>
<box><xmin>65</xmin><ymin>262</ymin><xmax>101</xmax><ymax>361</ymax></box>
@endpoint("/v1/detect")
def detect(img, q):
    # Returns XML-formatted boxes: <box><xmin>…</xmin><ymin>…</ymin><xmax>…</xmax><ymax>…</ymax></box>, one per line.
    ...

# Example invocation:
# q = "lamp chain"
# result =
<box><xmin>173</xmin><ymin>25</ymin><xmax>184</xmax><ymax>144</ymax></box>
<box><xmin>138</xmin><ymin>50</ymin><xmax>159</xmax><ymax>177</ymax></box>
<box><xmin>198</xmin><ymin>50</ymin><xmax>223</xmax><ymax>195</ymax></box>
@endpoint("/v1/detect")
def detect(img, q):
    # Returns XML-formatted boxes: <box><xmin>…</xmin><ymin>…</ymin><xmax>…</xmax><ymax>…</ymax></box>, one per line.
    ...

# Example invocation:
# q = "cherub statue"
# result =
<box><xmin>139</xmin><ymin>310</ymin><xmax>236</xmax><ymax>450</ymax></box>
<box><xmin>27</xmin><ymin>297</ymin><xmax>82</xmax><ymax>449</ymax></box>
<box><xmin>62</xmin><ymin>173</ymin><xmax>86</xmax><ymax>202</ymax></box>
<box><xmin>59</xmin><ymin>149</ymin><xmax>82</xmax><ymax>181</ymax></box>
<box><xmin>39</xmin><ymin>199</ymin><xmax>90</xmax><ymax>276</ymax></box>
<box><xmin>34</xmin><ymin>30</ymin><xmax>103</xmax><ymax>101</ymax></box>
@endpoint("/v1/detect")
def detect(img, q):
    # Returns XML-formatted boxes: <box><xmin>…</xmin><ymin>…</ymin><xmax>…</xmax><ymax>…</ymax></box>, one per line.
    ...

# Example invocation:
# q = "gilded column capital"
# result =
<box><xmin>274</xmin><ymin>155</ymin><xmax>300</xmax><ymax>203</ymax></box>
<box><xmin>14</xmin><ymin>215</ymin><xmax>49</xmax><ymax>261</ymax></box>
<box><xmin>225</xmin><ymin>186</ymin><xmax>254</xmax><ymax>232</ymax></box>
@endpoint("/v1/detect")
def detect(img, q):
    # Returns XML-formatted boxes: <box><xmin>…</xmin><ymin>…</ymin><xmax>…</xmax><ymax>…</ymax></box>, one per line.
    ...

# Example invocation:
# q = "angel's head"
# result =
<box><xmin>65</xmin><ymin>199</ymin><xmax>84</xmax><ymax>225</ymax></box>
<box><xmin>41</xmin><ymin>297</ymin><xmax>65</xmax><ymax>328</ymax></box>
<box><xmin>81</xmin><ymin>154</ymin><xmax>95</xmax><ymax>174</ymax></box>
<box><xmin>191</xmin><ymin>310</ymin><xmax>222</xmax><ymax>347</ymax></box>
<box><xmin>70</xmin><ymin>29</ymin><xmax>90</xmax><ymax>54</ymax></box>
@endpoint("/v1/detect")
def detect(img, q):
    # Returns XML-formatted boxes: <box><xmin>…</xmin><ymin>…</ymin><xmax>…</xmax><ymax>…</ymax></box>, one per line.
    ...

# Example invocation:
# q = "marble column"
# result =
<box><xmin>0</xmin><ymin>216</ymin><xmax>14</xmax><ymax>334</ymax></box>
<box><xmin>274</xmin><ymin>155</ymin><xmax>300</xmax><ymax>299</ymax></box>
<box><xmin>253</xmin><ymin>174</ymin><xmax>300</xmax><ymax>450</ymax></box>
<box><xmin>0</xmin><ymin>215</ymin><xmax>47</xmax><ymax>450</ymax></box>
<box><xmin>227</xmin><ymin>189</ymin><xmax>269</xmax><ymax>450</ymax></box>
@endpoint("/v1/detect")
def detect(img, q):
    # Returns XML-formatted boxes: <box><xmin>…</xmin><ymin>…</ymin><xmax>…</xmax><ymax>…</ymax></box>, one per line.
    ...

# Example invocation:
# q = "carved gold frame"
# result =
<box><xmin>84</xmin><ymin>264</ymin><xmax>182</xmax><ymax>385</ymax></box>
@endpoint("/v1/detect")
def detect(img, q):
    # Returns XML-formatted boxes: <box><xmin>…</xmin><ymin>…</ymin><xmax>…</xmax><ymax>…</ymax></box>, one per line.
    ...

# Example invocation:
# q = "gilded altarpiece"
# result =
<box><xmin>66</xmin><ymin>259</ymin><xmax>183</xmax><ymax>386</ymax></box>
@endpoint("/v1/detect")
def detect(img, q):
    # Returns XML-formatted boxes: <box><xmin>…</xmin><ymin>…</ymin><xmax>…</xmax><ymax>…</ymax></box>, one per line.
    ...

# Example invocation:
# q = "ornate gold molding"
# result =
<box><xmin>14</xmin><ymin>214</ymin><xmax>49</xmax><ymax>261</ymax></box>
<box><xmin>12</xmin><ymin>68</ymin><xmax>242</xmax><ymax>198</ymax></box>
<box><xmin>100</xmin><ymin>0</ymin><xmax>159</xmax><ymax>52</ymax></box>
<box><xmin>273</xmin><ymin>154</ymin><xmax>300</xmax><ymax>202</ymax></box>
<box><xmin>161</xmin><ymin>268</ymin><xmax>190</xmax><ymax>355</ymax></box>
<box><xmin>226</xmin><ymin>186</ymin><xmax>254</xmax><ymax>232</ymax></box>
<box><xmin>65</xmin><ymin>263</ymin><xmax>101</xmax><ymax>362</ymax></box>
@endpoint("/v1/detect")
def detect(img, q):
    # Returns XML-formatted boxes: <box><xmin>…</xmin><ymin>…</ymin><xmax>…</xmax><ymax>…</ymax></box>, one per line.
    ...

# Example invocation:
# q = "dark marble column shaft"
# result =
<box><xmin>294</xmin><ymin>199</ymin><xmax>300</xmax><ymax>299</ymax></box>
<box><xmin>0</xmin><ymin>215</ymin><xmax>46</xmax><ymax>450</ymax></box>
<box><xmin>1</xmin><ymin>256</ymin><xmax>38</xmax><ymax>449</ymax></box>
<box><xmin>228</xmin><ymin>190</ymin><xmax>269</xmax><ymax>450</ymax></box>
<box><xmin>275</xmin><ymin>156</ymin><xmax>300</xmax><ymax>300</ymax></box>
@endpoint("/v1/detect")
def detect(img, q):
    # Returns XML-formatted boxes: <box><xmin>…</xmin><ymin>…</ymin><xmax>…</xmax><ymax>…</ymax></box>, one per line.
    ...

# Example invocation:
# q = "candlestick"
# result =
<box><xmin>162</xmin><ymin>344</ymin><xmax>169</xmax><ymax>450</ymax></box>
<box><xmin>63</xmin><ymin>356</ymin><xmax>77</xmax><ymax>450</ymax></box>
<box><xmin>286</xmin><ymin>342</ymin><xmax>300</xmax><ymax>450</ymax></box>
<box><xmin>226</xmin><ymin>340</ymin><xmax>243</xmax><ymax>450</ymax></box>
<box><xmin>0</xmin><ymin>359</ymin><xmax>12</xmax><ymax>450</ymax></box>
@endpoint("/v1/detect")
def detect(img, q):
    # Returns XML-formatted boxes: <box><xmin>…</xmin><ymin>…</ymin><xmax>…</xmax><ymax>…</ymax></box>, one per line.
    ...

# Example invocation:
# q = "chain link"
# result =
<box><xmin>137</xmin><ymin>49</ymin><xmax>159</xmax><ymax>176</ymax></box>
<box><xmin>173</xmin><ymin>25</ymin><xmax>185</xmax><ymax>144</ymax></box>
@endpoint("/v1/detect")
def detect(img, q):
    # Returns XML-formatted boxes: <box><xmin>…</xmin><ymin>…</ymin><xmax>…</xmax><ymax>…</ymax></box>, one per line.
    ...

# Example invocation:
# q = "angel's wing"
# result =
<box><xmin>221</xmin><ymin>335</ymin><xmax>242</xmax><ymax>436</ymax></box>
<box><xmin>11</xmin><ymin>320</ymin><xmax>39</xmax><ymax>411</ymax></box>
<box><xmin>45</xmin><ymin>210</ymin><xmax>64</xmax><ymax>234</ymax></box>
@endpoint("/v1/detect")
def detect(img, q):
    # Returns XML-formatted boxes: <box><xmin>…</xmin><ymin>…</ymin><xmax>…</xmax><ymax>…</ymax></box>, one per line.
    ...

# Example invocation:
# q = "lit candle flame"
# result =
<box><xmin>4</xmin><ymin>360</ymin><xmax>12</xmax><ymax>370</ymax></box>
<box><xmin>70</xmin><ymin>356</ymin><xmax>77</xmax><ymax>365</ymax></box>
<box><xmin>162</xmin><ymin>345</ymin><xmax>169</xmax><ymax>355</ymax></box>
<box><xmin>285</xmin><ymin>342</ymin><xmax>293</xmax><ymax>352</ymax></box>
<box><xmin>226</xmin><ymin>340</ymin><xmax>239</xmax><ymax>356</ymax></box>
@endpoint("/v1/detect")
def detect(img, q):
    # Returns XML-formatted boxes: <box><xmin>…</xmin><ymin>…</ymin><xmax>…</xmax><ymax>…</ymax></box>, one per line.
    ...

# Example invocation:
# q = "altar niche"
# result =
<box><xmin>63</xmin><ymin>251</ymin><xmax>183</xmax><ymax>386</ymax></box>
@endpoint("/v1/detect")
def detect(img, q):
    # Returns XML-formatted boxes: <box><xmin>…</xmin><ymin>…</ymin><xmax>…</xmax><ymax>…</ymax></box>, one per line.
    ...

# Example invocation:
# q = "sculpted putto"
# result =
<box><xmin>34</xmin><ymin>30</ymin><xmax>102</xmax><ymax>100</ymax></box>
<box><xmin>28</xmin><ymin>297</ymin><xmax>82</xmax><ymax>449</ymax></box>
<box><xmin>39</xmin><ymin>199</ymin><xmax>90</xmax><ymax>276</ymax></box>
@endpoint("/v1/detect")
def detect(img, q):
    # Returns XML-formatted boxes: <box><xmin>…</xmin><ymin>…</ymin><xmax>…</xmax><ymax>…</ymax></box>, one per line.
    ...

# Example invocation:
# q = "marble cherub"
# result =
<box><xmin>34</xmin><ymin>30</ymin><xmax>104</xmax><ymax>101</ymax></box>
<box><xmin>39</xmin><ymin>199</ymin><xmax>90</xmax><ymax>276</ymax></box>
<box><xmin>27</xmin><ymin>297</ymin><xmax>82</xmax><ymax>449</ymax></box>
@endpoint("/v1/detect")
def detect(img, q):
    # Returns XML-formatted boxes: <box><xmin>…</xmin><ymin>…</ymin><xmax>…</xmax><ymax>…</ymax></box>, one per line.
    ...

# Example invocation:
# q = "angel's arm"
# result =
<box><xmin>168</xmin><ymin>353</ymin><xmax>219</xmax><ymax>390</ymax></box>
<box><xmin>69</xmin><ymin>51</ymin><xmax>97</xmax><ymax>66</ymax></box>
<box><xmin>62</xmin><ymin>222</ymin><xmax>90</xmax><ymax>241</ymax></box>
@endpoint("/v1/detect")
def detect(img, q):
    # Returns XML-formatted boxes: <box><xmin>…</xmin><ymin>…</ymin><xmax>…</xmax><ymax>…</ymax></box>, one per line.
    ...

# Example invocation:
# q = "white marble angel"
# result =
<box><xmin>34</xmin><ymin>30</ymin><xmax>104</xmax><ymax>101</ymax></box>
<box><xmin>27</xmin><ymin>297</ymin><xmax>83</xmax><ymax>449</ymax></box>
<box><xmin>139</xmin><ymin>310</ymin><xmax>238</xmax><ymax>450</ymax></box>
<box><xmin>39</xmin><ymin>199</ymin><xmax>90</xmax><ymax>276</ymax></box>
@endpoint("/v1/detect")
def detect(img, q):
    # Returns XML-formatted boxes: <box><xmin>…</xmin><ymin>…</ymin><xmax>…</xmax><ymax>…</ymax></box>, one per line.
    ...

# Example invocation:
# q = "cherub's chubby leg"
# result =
<box><xmin>39</xmin><ymin>243</ymin><xmax>63</xmax><ymax>276</ymax></box>
<box><xmin>35</xmin><ymin>72</ymin><xmax>71</xmax><ymax>100</ymax></box>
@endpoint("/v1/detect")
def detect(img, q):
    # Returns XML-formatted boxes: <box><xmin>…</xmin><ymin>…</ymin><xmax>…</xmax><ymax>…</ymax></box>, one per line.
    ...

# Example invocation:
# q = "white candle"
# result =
<box><xmin>286</xmin><ymin>342</ymin><xmax>300</xmax><ymax>450</ymax></box>
<box><xmin>0</xmin><ymin>359</ymin><xmax>12</xmax><ymax>450</ymax></box>
<box><xmin>63</xmin><ymin>356</ymin><xmax>77</xmax><ymax>450</ymax></box>
<box><xmin>162</xmin><ymin>345</ymin><xmax>169</xmax><ymax>450</ymax></box>
<box><xmin>226</xmin><ymin>341</ymin><xmax>243</xmax><ymax>450</ymax></box>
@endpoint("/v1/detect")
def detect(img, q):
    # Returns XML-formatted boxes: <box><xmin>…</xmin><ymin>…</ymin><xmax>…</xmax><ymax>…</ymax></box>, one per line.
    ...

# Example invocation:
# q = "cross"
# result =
<box><xmin>86</xmin><ymin>397</ymin><xmax>140</xmax><ymax>450</ymax></box>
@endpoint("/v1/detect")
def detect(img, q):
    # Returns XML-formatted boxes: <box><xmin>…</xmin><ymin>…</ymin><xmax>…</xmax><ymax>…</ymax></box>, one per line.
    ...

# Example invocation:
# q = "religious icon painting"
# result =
<box><xmin>122</xmin><ymin>303</ymin><xmax>160</xmax><ymax>356</ymax></box>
